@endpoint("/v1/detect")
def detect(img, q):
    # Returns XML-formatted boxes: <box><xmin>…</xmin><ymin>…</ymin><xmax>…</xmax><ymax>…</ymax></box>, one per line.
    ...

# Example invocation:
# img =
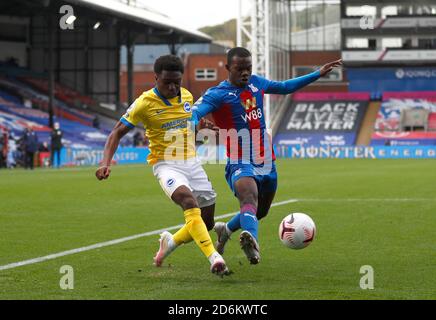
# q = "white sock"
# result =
<box><xmin>168</xmin><ymin>237</ymin><xmax>177</xmax><ymax>252</ymax></box>
<box><xmin>208</xmin><ymin>251</ymin><xmax>221</xmax><ymax>264</ymax></box>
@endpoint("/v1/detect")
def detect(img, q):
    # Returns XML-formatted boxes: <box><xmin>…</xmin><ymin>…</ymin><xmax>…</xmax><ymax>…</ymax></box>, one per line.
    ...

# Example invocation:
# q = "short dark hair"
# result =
<box><xmin>154</xmin><ymin>55</ymin><xmax>184</xmax><ymax>74</ymax></box>
<box><xmin>227</xmin><ymin>47</ymin><xmax>251</xmax><ymax>65</ymax></box>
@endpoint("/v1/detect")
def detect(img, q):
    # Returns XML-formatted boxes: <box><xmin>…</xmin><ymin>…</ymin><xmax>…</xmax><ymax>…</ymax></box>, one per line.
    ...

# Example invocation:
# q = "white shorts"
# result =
<box><xmin>152</xmin><ymin>158</ymin><xmax>216</xmax><ymax>208</ymax></box>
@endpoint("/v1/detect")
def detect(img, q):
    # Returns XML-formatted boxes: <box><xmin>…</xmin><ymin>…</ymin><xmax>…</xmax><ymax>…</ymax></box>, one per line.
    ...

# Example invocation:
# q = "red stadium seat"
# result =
<box><xmin>428</xmin><ymin>113</ymin><xmax>436</xmax><ymax>131</ymax></box>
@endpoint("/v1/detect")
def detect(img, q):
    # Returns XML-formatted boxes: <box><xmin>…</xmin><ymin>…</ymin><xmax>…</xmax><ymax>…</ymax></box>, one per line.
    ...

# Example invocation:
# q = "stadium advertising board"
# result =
<box><xmin>281</xmin><ymin>101</ymin><xmax>367</xmax><ymax>132</ymax></box>
<box><xmin>348</xmin><ymin>67</ymin><xmax>436</xmax><ymax>93</ymax></box>
<box><xmin>274</xmin><ymin>100</ymin><xmax>368</xmax><ymax>146</ymax></box>
<box><xmin>274</xmin><ymin>132</ymin><xmax>357</xmax><ymax>146</ymax></box>
<box><xmin>371</xmin><ymin>132</ymin><xmax>436</xmax><ymax>146</ymax></box>
<box><xmin>60</xmin><ymin>147</ymin><xmax>150</xmax><ymax>166</ymax></box>
<box><xmin>58</xmin><ymin>146</ymin><xmax>228</xmax><ymax>166</ymax></box>
<box><xmin>275</xmin><ymin>145</ymin><xmax>436</xmax><ymax>159</ymax></box>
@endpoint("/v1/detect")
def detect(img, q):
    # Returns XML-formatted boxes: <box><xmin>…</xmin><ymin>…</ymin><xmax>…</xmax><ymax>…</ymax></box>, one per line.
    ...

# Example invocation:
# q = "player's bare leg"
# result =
<box><xmin>200</xmin><ymin>203</ymin><xmax>215</xmax><ymax>231</ymax></box>
<box><xmin>257</xmin><ymin>191</ymin><xmax>276</xmax><ymax>220</ymax></box>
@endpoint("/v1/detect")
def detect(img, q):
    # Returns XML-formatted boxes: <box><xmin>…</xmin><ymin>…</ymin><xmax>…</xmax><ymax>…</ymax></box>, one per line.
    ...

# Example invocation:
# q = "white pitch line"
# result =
<box><xmin>296</xmin><ymin>198</ymin><xmax>435</xmax><ymax>202</ymax></box>
<box><xmin>0</xmin><ymin>198</ymin><xmax>299</xmax><ymax>272</ymax></box>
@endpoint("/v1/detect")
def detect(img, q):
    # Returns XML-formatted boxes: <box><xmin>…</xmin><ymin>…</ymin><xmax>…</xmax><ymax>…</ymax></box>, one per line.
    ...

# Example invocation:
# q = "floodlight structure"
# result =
<box><xmin>237</xmin><ymin>0</ymin><xmax>290</xmax><ymax>132</ymax></box>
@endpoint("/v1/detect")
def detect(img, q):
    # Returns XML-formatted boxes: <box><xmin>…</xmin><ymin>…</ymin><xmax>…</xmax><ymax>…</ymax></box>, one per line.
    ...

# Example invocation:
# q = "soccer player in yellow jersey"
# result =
<box><xmin>95</xmin><ymin>55</ymin><xmax>229</xmax><ymax>276</ymax></box>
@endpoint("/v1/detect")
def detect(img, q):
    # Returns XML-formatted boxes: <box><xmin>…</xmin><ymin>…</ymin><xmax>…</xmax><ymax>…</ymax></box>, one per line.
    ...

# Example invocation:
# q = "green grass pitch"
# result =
<box><xmin>0</xmin><ymin>159</ymin><xmax>435</xmax><ymax>300</ymax></box>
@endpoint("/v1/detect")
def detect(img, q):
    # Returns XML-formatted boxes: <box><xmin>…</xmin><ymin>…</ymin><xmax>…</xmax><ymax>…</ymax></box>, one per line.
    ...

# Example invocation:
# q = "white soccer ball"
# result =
<box><xmin>279</xmin><ymin>213</ymin><xmax>316</xmax><ymax>249</ymax></box>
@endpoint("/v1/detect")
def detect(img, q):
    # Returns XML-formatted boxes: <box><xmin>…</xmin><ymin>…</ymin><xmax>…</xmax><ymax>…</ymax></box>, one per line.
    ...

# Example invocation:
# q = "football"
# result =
<box><xmin>279</xmin><ymin>213</ymin><xmax>316</xmax><ymax>249</ymax></box>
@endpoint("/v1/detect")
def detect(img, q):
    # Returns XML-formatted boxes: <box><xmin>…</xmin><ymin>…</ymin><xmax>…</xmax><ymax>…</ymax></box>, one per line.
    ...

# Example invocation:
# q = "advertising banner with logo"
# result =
<box><xmin>60</xmin><ymin>147</ymin><xmax>150</xmax><ymax>166</ymax></box>
<box><xmin>274</xmin><ymin>133</ymin><xmax>357</xmax><ymax>147</ymax></box>
<box><xmin>277</xmin><ymin>100</ymin><xmax>368</xmax><ymax>132</ymax></box>
<box><xmin>275</xmin><ymin>145</ymin><xmax>436</xmax><ymax>159</ymax></box>
<box><xmin>348</xmin><ymin>67</ymin><xmax>436</xmax><ymax>95</ymax></box>
<box><xmin>58</xmin><ymin>146</ymin><xmax>229</xmax><ymax>167</ymax></box>
<box><xmin>274</xmin><ymin>100</ymin><xmax>368</xmax><ymax>146</ymax></box>
<box><xmin>371</xmin><ymin>131</ymin><xmax>436</xmax><ymax>146</ymax></box>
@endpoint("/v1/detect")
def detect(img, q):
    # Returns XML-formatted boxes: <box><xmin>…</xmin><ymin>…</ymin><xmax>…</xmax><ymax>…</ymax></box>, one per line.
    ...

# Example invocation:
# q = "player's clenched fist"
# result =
<box><xmin>199</xmin><ymin>118</ymin><xmax>219</xmax><ymax>132</ymax></box>
<box><xmin>95</xmin><ymin>166</ymin><xmax>111</xmax><ymax>180</ymax></box>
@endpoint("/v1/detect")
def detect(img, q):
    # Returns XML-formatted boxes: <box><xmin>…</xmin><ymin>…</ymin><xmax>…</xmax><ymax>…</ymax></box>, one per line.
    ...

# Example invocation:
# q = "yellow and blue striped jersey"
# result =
<box><xmin>120</xmin><ymin>87</ymin><xmax>195</xmax><ymax>165</ymax></box>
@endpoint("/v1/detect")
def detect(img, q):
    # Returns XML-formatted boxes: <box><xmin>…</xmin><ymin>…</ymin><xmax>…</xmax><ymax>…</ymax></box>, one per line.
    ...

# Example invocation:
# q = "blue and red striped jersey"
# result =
<box><xmin>192</xmin><ymin>71</ymin><xmax>320</xmax><ymax>164</ymax></box>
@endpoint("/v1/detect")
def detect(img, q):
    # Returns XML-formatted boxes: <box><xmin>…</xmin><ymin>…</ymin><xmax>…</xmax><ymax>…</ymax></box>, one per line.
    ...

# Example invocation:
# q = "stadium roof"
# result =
<box><xmin>0</xmin><ymin>0</ymin><xmax>212</xmax><ymax>44</ymax></box>
<box><xmin>65</xmin><ymin>0</ymin><xmax>212</xmax><ymax>42</ymax></box>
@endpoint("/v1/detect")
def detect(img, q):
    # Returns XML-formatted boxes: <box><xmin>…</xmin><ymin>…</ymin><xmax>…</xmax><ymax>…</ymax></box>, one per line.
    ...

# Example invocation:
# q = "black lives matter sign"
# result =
<box><xmin>280</xmin><ymin>101</ymin><xmax>368</xmax><ymax>133</ymax></box>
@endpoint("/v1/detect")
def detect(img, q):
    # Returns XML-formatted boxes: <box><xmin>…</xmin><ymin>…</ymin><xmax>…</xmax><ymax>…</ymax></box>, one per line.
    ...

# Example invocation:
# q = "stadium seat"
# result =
<box><xmin>428</xmin><ymin>113</ymin><xmax>436</xmax><ymax>131</ymax></box>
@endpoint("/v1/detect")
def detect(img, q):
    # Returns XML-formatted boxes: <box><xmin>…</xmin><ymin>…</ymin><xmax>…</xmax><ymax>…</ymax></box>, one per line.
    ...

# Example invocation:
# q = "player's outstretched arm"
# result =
<box><xmin>95</xmin><ymin>121</ymin><xmax>131</xmax><ymax>180</ymax></box>
<box><xmin>265</xmin><ymin>59</ymin><xmax>342</xmax><ymax>95</ymax></box>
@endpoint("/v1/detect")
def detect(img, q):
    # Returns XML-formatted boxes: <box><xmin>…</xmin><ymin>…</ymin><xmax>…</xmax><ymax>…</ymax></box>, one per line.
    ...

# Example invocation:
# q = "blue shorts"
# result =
<box><xmin>225</xmin><ymin>162</ymin><xmax>278</xmax><ymax>196</ymax></box>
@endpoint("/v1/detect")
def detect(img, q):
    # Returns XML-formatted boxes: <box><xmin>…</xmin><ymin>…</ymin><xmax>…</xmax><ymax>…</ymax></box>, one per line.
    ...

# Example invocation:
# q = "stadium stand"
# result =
<box><xmin>0</xmin><ymin>68</ymin><xmax>122</xmax><ymax>150</ymax></box>
<box><xmin>0</xmin><ymin>74</ymin><xmax>95</xmax><ymax>127</ymax></box>
<box><xmin>0</xmin><ymin>89</ymin><xmax>105</xmax><ymax>148</ymax></box>
<box><xmin>370</xmin><ymin>91</ymin><xmax>436</xmax><ymax>146</ymax></box>
<box><xmin>428</xmin><ymin>113</ymin><xmax>436</xmax><ymax>131</ymax></box>
<box><xmin>20</xmin><ymin>77</ymin><xmax>96</xmax><ymax>109</ymax></box>
<box><xmin>355</xmin><ymin>101</ymin><xmax>381</xmax><ymax>146</ymax></box>
<box><xmin>0</xmin><ymin>0</ymin><xmax>214</xmax><ymax>168</ymax></box>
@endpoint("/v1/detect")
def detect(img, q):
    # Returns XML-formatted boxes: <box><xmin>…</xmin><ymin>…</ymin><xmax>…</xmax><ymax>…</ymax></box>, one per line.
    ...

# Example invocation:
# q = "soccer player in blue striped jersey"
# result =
<box><xmin>191</xmin><ymin>47</ymin><xmax>342</xmax><ymax>264</ymax></box>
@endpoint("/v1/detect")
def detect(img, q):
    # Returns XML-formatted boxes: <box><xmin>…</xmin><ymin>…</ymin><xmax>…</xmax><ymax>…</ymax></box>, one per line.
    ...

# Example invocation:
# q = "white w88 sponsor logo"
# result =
<box><xmin>241</xmin><ymin>108</ymin><xmax>263</xmax><ymax>123</ymax></box>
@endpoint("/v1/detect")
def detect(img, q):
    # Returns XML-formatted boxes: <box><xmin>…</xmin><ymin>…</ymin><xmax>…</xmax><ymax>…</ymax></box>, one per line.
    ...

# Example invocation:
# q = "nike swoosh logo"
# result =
<box><xmin>200</xmin><ymin>240</ymin><xmax>209</xmax><ymax>244</ymax></box>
